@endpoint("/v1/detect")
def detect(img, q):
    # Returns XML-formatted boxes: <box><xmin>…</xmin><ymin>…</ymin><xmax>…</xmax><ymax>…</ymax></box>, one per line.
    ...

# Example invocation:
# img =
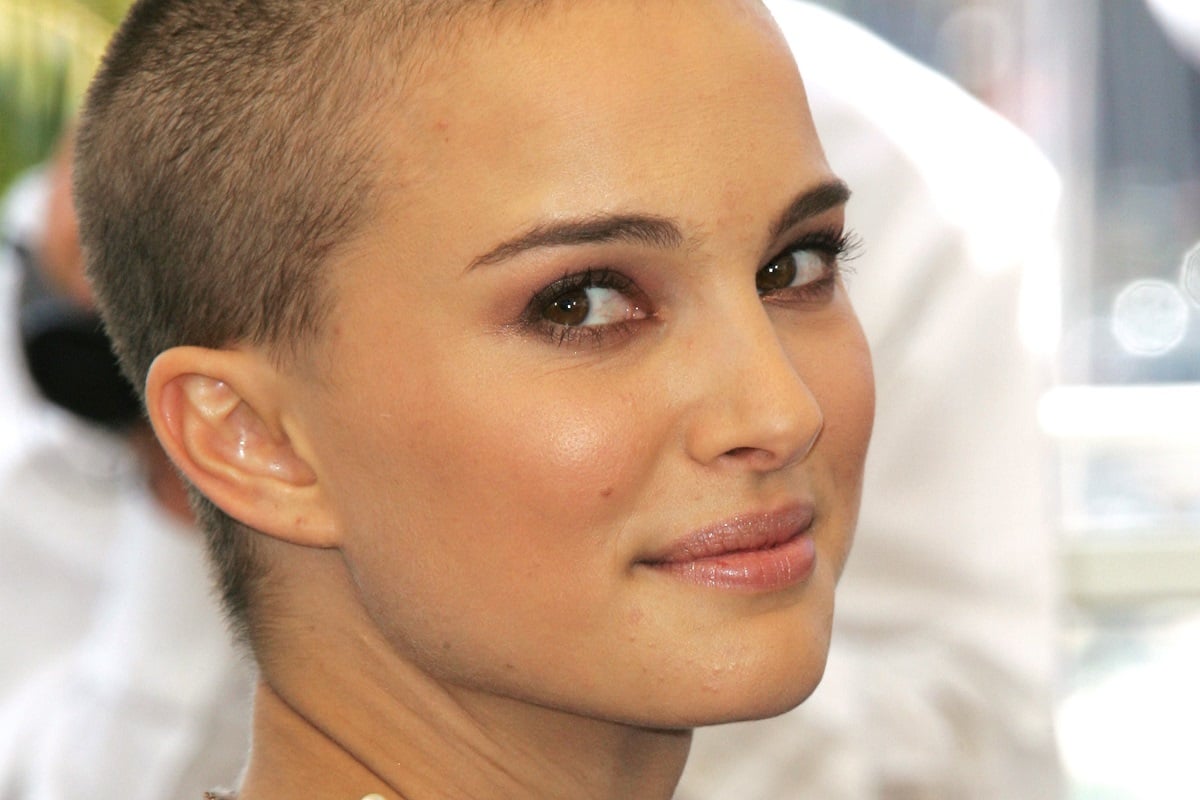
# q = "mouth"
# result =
<box><xmin>637</xmin><ymin>504</ymin><xmax>817</xmax><ymax>592</ymax></box>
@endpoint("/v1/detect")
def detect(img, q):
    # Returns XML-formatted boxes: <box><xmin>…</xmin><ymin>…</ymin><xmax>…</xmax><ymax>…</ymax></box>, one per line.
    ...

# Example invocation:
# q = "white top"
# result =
<box><xmin>0</xmin><ymin>481</ymin><xmax>253</xmax><ymax>800</ymax></box>
<box><xmin>678</xmin><ymin>3</ymin><xmax>1062</xmax><ymax>798</ymax></box>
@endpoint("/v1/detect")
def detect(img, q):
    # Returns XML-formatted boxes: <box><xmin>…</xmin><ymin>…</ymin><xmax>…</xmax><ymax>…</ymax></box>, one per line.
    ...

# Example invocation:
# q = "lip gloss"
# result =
<box><xmin>641</xmin><ymin>505</ymin><xmax>817</xmax><ymax>591</ymax></box>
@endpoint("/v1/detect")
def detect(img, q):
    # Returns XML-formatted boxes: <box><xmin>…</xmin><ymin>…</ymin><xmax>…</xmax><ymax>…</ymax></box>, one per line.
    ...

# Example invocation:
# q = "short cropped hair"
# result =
<box><xmin>75</xmin><ymin>0</ymin><xmax>531</xmax><ymax>644</ymax></box>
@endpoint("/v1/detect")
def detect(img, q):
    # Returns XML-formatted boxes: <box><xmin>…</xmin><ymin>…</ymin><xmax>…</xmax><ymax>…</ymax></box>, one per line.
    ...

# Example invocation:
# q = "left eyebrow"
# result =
<box><xmin>465</xmin><ymin>178</ymin><xmax>851</xmax><ymax>272</ymax></box>
<box><xmin>466</xmin><ymin>214</ymin><xmax>684</xmax><ymax>271</ymax></box>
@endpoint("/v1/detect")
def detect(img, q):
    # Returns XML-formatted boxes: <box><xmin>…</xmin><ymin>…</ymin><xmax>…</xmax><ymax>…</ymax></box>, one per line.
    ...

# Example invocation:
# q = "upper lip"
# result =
<box><xmin>640</xmin><ymin>504</ymin><xmax>815</xmax><ymax>564</ymax></box>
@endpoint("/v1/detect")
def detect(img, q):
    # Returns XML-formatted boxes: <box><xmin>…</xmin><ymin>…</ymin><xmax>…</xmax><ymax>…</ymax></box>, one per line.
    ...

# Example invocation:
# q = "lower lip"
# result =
<box><xmin>646</xmin><ymin>532</ymin><xmax>817</xmax><ymax>592</ymax></box>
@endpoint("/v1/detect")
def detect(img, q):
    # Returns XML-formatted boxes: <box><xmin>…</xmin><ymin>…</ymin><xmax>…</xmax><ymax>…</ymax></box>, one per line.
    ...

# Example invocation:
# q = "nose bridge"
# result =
<box><xmin>683</xmin><ymin>293</ymin><xmax>823</xmax><ymax>469</ymax></box>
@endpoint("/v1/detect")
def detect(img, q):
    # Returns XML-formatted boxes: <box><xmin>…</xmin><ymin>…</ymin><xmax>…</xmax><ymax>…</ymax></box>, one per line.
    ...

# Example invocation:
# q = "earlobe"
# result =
<box><xmin>146</xmin><ymin>346</ymin><xmax>340</xmax><ymax>548</ymax></box>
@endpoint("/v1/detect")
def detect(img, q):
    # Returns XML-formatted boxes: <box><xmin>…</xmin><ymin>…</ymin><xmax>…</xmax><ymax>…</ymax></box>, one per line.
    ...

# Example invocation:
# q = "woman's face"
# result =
<box><xmin>288</xmin><ymin>0</ymin><xmax>873</xmax><ymax>728</ymax></box>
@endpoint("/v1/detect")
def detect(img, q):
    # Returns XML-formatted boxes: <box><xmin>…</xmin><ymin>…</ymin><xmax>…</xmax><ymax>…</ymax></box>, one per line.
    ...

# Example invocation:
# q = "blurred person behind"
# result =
<box><xmin>678</xmin><ymin>3</ymin><xmax>1062</xmax><ymax>798</ymax></box>
<box><xmin>0</xmin><ymin>135</ymin><xmax>252</xmax><ymax>799</ymax></box>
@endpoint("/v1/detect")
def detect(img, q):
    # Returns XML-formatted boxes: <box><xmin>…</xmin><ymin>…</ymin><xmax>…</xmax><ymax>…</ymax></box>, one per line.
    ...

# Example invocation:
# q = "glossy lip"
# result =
<box><xmin>638</xmin><ymin>504</ymin><xmax>817</xmax><ymax>592</ymax></box>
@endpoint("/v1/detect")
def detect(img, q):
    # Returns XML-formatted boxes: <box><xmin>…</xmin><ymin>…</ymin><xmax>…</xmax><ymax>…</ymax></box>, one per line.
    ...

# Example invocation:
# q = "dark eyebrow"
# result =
<box><xmin>466</xmin><ymin>214</ymin><xmax>684</xmax><ymax>271</ymax></box>
<box><xmin>466</xmin><ymin>178</ymin><xmax>850</xmax><ymax>272</ymax></box>
<box><xmin>770</xmin><ymin>179</ymin><xmax>852</xmax><ymax>241</ymax></box>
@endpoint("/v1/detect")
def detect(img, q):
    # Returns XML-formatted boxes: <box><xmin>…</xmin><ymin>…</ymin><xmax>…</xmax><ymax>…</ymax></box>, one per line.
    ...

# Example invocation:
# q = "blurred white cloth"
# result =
<box><xmin>0</xmin><ymin>482</ymin><xmax>253</xmax><ymax>800</ymax></box>
<box><xmin>678</xmin><ymin>3</ymin><xmax>1062</xmax><ymax>799</ymax></box>
<box><xmin>0</xmin><ymin>174</ymin><xmax>254</xmax><ymax>799</ymax></box>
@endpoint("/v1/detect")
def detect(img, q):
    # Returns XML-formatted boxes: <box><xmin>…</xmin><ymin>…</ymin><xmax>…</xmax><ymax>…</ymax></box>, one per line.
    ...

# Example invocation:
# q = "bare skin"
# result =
<box><xmin>236</xmin><ymin>542</ymin><xmax>691</xmax><ymax>799</ymax></box>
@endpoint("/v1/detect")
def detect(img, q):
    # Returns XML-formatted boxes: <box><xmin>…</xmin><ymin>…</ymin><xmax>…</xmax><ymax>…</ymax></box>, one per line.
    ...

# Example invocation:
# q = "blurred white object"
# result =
<box><xmin>1145</xmin><ymin>0</ymin><xmax>1200</xmax><ymax>67</ymax></box>
<box><xmin>1110</xmin><ymin>279</ymin><xmax>1190</xmax><ymax>356</ymax></box>
<box><xmin>1058</xmin><ymin>609</ymin><xmax>1200</xmax><ymax>799</ymax></box>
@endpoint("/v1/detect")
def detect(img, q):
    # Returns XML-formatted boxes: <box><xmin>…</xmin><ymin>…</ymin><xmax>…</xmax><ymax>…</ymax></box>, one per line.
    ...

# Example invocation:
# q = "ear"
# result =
<box><xmin>145</xmin><ymin>345</ymin><xmax>340</xmax><ymax>548</ymax></box>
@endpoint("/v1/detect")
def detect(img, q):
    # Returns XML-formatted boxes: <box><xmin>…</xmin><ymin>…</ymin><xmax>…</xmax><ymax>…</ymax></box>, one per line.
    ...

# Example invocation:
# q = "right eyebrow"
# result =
<box><xmin>769</xmin><ymin>179</ymin><xmax>852</xmax><ymax>241</ymax></box>
<box><xmin>465</xmin><ymin>214</ymin><xmax>685</xmax><ymax>272</ymax></box>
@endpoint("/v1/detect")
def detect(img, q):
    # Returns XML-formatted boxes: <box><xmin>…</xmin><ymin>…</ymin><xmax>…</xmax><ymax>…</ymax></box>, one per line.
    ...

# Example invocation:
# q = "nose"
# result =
<box><xmin>682</xmin><ymin>299</ymin><xmax>824</xmax><ymax>472</ymax></box>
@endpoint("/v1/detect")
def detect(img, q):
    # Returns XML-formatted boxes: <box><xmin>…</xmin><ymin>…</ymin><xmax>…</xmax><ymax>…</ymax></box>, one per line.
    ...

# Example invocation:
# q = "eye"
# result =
<box><xmin>756</xmin><ymin>249</ymin><xmax>826</xmax><ymax>294</ymax></box>
<box><xmin>526</xmin><ymin>268</ymin><xmax>651</xmax><ymax>346</ymax></box>
<box><xmin>757</xmin><ymin>229</ymin><xmax>858</xmax><ymax>301</ymax></box>
<box><xmin>543</xmin><ymin>284</ymin><xmax>644</xmax><ymax>328</ymax></box>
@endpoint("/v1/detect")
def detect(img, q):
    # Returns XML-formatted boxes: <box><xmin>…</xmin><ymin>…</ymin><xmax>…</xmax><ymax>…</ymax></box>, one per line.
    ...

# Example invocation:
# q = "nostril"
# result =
<box><xmin>722</xmin><ymin>446</ymin><xmax>761</xmax><ymax>459</ymax></box>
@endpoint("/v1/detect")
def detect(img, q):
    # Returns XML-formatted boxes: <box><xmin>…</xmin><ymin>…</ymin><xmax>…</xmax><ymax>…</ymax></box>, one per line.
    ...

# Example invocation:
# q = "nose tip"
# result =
<box><xmin>684</xmin><ymin>319</ymin><xmax>825</xmax><ymax>472</ymax></box>
<box><xmin>718</xmin><ymin>408</ymin><xmax>823</xmax><ymax>469</ymax></box>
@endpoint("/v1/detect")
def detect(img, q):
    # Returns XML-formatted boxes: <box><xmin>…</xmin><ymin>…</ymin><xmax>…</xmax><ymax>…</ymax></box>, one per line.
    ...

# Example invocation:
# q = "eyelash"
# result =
<box><xmin>523</xmin><ymin>227</ymin><xmax>861</xmax><ymax>348</ymax></box>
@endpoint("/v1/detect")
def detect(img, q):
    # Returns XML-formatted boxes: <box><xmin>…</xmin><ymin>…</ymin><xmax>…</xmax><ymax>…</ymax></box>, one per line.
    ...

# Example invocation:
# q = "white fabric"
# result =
<box><xmin>0</xmin><ymin>175</ymin><xmax>254</xmax><ymax>799</ymax></box>
<box><xmin>0</xmin><ymin>485</ymin><xmax>253</xmax><ymax>800</ymax></box>
<box><xmin>679</xmin><ymin>4</ymin><xmax>1062</xmax><ymax>799</ymax></box>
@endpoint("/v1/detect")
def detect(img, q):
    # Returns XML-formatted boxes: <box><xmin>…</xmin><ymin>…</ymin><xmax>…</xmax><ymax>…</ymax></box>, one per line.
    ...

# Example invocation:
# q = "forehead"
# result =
<box><xmin>350</xmin><ymin>0</ymin><xmax>830</xmax><ymax>269</ymax></box>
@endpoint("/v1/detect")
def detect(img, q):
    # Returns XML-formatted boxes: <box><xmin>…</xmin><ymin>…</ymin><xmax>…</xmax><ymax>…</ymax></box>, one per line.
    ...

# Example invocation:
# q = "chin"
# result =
<box><xmin>628</xmin><ymin>609</ymin><xmax>836</xmax><ymax>730</ymax></box>
<box><xmin>692</xmin><ymin>647</ymin><xmax>831</xmax><ymax>728</ymax></box>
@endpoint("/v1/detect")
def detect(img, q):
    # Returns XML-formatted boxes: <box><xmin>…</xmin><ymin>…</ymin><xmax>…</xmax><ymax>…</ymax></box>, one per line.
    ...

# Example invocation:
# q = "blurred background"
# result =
<box><xmin>0</xmin><ymin>0</ymin><xmax>123</xmax><ymax>188</ymax></box>
<box><xmin>813</xmin><ymin>3</ymin><xmax>1200</xmax><ymax>798</ymax></box>
<box><xmin>2</xmin><ymin>1</ymin><xmax>1198</xmax><ymax>798</ymax></box>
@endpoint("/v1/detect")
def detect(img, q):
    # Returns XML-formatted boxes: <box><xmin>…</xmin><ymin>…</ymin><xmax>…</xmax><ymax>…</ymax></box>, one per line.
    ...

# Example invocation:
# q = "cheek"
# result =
<box><xmin>320</xmin><ymin>356</ymin><xmax>654</xmax><ymax>638</ymax></box>
<box><xmin>823</xmin><ymin>336</ymin><xmax>875</xmax><ymax>472</ymax></box>
<box><xmin>797</xmin><ymin>308</ymin><xmax>874</xmax><ymax>475</ymax></box>
<box><xmin>414</xmin><ymin>383</ymin><xmax>643</xmax><ymax>516</ymax></box>
<box><xmin>788</xmin><ymin>314</ymin><xmax>874</xmax><ymax>569</ymax></box>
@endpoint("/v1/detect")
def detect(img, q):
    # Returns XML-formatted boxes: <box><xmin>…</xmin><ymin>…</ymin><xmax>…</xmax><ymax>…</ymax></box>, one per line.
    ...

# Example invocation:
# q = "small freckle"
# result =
<box><xmin>442</xmin><ymin>641</ymin><xmax>452</xmax><ymax>651</ymax></box>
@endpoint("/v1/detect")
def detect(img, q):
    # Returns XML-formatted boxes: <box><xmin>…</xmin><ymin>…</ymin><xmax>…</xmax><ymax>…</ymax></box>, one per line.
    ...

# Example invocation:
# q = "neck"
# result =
<box><xmin>237</xmin><ymin>548</ymin><xmax>692</xmax><ymax>800</ymax></box>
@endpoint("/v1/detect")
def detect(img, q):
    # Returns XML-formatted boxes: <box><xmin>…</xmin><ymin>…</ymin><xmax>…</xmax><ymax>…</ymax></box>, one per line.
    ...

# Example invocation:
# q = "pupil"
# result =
<box><xmin>548</xmin><ymin>290</ymin><xmax>590</xmax><ymax>326</ymax></box>
<box><xmin>757</xmin><ymin>257</ymin><xmax>796</xmax><ymax>293</ymax></box>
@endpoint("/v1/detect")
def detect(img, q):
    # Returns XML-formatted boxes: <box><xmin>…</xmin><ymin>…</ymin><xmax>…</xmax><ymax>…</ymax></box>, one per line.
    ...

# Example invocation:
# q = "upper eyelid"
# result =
<box><xmin>767</xmin><ymin>227</ymin><xmax>851</xmax><ymax>262</ymax></box>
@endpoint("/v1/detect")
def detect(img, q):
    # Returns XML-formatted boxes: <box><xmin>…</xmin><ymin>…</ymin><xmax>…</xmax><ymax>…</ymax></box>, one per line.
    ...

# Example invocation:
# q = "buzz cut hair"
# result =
<box><xmin>75</xmin><ymin>0</ymin><xmax>536</xmax><ymax>645</ymax></box>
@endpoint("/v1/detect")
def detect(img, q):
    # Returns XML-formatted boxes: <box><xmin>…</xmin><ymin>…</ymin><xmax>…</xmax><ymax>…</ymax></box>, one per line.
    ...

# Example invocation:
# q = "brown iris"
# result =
<box><xmin>544</xmin><ymin>289</ymin><xmax>591</xmax><ymax>326</ymax></box>
<box><xmin>755</xmin><ymin>255</ymin><xmax>797</xmax><ymax>294</ymax></box>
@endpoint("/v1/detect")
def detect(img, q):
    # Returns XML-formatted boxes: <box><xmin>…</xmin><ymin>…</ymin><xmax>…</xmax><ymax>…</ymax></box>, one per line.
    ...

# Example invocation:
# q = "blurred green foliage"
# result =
<box><xmin>0</xmin><ymin>0</ymin><xmax>129</xmax><ymax>191</ymax></box>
